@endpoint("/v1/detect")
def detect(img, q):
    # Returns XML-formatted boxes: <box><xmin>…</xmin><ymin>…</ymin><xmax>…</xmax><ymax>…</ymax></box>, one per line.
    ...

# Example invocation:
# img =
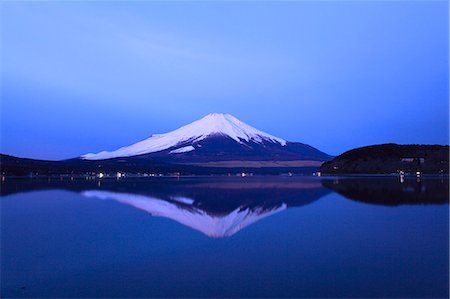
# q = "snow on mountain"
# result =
<box><xmin>81</xmin><ymin>190</ymin><xmax>286</xmax><ymax>238</ymax></box>
<box><xmin>81</xmin><ymin>113</ymin><xmax>286</xmax><ymax>160</ymax></box>
<box><xmin>169</xmin><ymin>145</ymin><xmax>195</xmax><ymax>154</ymax></box>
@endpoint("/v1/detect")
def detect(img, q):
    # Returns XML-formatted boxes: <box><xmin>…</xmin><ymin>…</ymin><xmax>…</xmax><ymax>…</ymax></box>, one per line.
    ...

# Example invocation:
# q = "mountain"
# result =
<box><xmin>82</xmin><ymin>113</ymin><xmax>286</xmax><ymax>160</ymax></box>
<box><xmin>1</xmin><ymin>114</ymin><xmax>331</xmax><ymax>175</ymax></box>
<box><xmin>81</xmin><ymin>113</ymin><xmax>332</xmax><ymax>167</ymax></box>
<box><xmin>320</xmin><ymin>143</ymin><xmax>449</xmax><ymax>174</ymax></box>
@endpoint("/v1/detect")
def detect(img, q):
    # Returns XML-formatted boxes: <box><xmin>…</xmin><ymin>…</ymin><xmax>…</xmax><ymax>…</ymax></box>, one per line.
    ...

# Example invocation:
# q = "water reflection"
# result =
<box><xmin>1</xmin><ymin>177</ymin><xmax>330</xmax><ymax>237</ymax></box>
<box><xmin>1</xmin><ymin>176</ymin><xmax>448</xmax><ymax>237</ymax></box>
<box><xmin>82</xmin><ymin>190</ymin><xmax>288</xmax><ymax>237</ymax></box>
<box><xmin>2</xmin><ymin>177</ymin><xmax>448</xmax><ymax>298</ymax></box>
<box><xmin>322</xmin><ymin>177</ymin><xmax>449</xmax><ymax>206</ymax></box>
<box><xmin>81</xmin><ymin>179</ymin><xmax>331</xmax><ymax>237</ymax></box>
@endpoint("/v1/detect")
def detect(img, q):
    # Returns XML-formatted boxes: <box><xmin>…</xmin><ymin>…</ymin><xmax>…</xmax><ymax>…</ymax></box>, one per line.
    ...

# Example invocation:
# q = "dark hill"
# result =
<box><xmin>320</xmin><ymin>144</ymin><xmax>449</xmax><ymax>175</ymax></box>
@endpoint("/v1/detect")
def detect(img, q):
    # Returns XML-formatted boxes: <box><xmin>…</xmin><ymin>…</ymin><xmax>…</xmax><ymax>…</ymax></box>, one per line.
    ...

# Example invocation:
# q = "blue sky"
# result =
<box><xmin>1</xmin><ymin>1</ymin><xmax>448</xmax><ymax>160</ymax></box>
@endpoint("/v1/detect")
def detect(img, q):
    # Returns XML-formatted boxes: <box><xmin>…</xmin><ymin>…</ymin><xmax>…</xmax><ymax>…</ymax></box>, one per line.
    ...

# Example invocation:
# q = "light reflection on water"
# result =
<box><xmin>1</xmin><ymin>177</ymin><xmax>448</xmax><ymax>298</ymax></box>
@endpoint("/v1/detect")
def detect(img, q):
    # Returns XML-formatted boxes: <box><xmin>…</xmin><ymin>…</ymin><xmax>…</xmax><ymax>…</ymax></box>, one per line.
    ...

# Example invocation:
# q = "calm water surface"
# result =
<box><xmin>1</xmin><ymin>176</ymin><xmax>448</xmax><ymax>298</ymax></box>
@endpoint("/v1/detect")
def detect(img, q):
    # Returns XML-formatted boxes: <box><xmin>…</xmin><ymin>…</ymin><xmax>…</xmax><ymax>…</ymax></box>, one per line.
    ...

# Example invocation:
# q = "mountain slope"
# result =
<box><xmin>82</xmin><ymin>113</ymin><xmax>286</xmax><ymax>160</ymax></box>
<box><xmin>81</xmin><ymin>113</ymin><xmax>331</xmax><ymax>164</ymax></box>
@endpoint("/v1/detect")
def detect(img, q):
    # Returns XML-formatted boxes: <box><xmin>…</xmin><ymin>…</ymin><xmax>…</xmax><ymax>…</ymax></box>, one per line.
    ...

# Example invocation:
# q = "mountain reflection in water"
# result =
<box><xmin>82</xmin><ymin>190</ymin><xmax>288</xmax><ymax>238</ymax></box>
<box><xmin>1</xmin><ymin>176</ymin><xmax>448</xmax><ymax>238</ymax></box>
<box><xmin>1</xmin><ymin>177</ymin><xmax>330</xmax><ymax>238</ymax></box>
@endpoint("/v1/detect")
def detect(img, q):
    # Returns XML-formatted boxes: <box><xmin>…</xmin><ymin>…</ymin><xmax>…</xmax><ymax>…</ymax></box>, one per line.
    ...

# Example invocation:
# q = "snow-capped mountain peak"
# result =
<box><xmin>81</xmin><ymin>113</ymin><xmax>286</xmax><ymax>160</ymax></box>
<box><xmin>179</xmin><ymin>113</ymin><xmax>286</xmax><ymax>144</ymax></box>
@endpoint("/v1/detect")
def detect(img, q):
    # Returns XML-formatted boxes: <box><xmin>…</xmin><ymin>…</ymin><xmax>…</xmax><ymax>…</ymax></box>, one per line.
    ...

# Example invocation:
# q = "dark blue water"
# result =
<box><xmin>1</xmin><ymin>177</ymin><xmax>448</xmax><ymax>298</ymax></box>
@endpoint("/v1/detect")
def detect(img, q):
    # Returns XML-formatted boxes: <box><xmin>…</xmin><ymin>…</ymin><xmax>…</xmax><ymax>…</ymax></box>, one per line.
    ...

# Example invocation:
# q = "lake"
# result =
<box><xmin>1</xmin><ymin>176</ymin><xmax>448</xmax><ymax>298</ymax></box>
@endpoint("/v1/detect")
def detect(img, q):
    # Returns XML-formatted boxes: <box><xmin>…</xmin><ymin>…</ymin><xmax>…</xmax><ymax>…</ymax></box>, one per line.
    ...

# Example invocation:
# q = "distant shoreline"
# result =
<box><xmin>1</xmin><ymin>173</ymin><xmax>448</xmax><ymax>180</ymax></box>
